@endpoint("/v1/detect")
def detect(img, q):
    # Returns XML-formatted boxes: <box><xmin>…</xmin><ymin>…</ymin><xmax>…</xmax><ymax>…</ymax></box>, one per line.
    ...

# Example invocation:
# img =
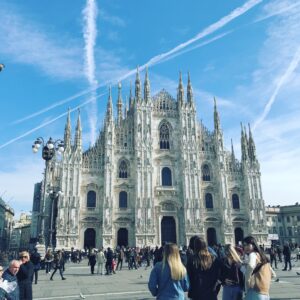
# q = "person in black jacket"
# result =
<box><xmin>282</xmin><ymin>242</ymin><xmax>292</xmax><ymax>271</ymax></box>
<box><xmin>220</xmin><ymin>244</ymin><xmax>244</xmax><ymax>300</ymax></box>
<box><xmin>105</xmin><ymin>248</ymin><xmax>113</xmax><ymax>275</ymax></box>
<box><xmin>187</xmin><ymin>237</ymin><xmax>221</xmax><ymax>300</ymax></box>
<box><xmin>50</xmin><ymin>251</ymin><xmax>66</xmax><ymax>281</ymax></box>
<box><xmin>88</xmin><ymin>250</ymin><xmax>97</xmax><ymax>274</ymax></box>
<box><xmin>17</xmin><ymin>251</ymin><xmax>34</xmax><ymax>300</ymax></box>
<box><xmin>30</xmin><ymin>248</ymin><xmax>41</xmax><ymax>284</ymax></box>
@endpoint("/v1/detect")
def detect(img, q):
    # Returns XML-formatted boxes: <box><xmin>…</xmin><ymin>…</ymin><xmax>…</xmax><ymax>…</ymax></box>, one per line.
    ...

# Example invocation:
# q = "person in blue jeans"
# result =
<box><xmin>148</xmin><ymin>243</ymin><xmax>189</xmax><ymax>300</ymax></box>
<box><xmin>220</xmin><ymin>244</ymin><xmax>244</xmax><ymax>300</ymax></box>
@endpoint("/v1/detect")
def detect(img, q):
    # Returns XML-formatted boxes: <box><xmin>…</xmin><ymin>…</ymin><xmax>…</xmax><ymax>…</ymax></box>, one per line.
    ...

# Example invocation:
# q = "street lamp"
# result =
<box><xmin>32</xmin><ymin>137</ymin><xmax>64</xmax><ymax>249</ymax></box>
<box><xmin>46</xmin><ymin>187</ymin><xmax>63</xmax><ymax>249</ymax></box>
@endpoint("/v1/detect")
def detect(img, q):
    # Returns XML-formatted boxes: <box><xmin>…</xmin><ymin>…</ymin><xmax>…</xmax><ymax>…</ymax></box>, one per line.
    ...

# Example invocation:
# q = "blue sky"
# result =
<box><xmin>0</xmin><ymin>0</ymin><xmax>300</xmax><ymax>216</ymax></box>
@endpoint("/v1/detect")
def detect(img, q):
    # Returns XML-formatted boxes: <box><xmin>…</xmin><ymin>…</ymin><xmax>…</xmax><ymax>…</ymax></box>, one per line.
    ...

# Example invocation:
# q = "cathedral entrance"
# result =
<box><xmin>161</xmin><ymin>216</ymin><xmax>176</xmax><ymax>245</ymax></box>
<box><xmin>117</xmin><ymin>228</ymin><xmax>128</xmax><ymax>247</ymax></box>
<box><xmin>234</xmin><ymin>227</ymin><xmax>244</xmax><ymax>245</ymax></box>
<box><xmin>84</xmin><ymin>228</ymin><xmax>96</xmax><ymax>249</ymax></box>
<box><xmin>207</xmin><ymin>228</ymin><xmax>217</xmax><ymax>247</ymax></box>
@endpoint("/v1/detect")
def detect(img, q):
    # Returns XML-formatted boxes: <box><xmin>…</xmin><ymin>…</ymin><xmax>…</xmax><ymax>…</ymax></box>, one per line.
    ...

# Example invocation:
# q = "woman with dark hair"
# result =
<box><xmin>187</xmin><ymin>237</ymin><xmax>221</xmax><ymax>300</ymax></box>
<box><xmin>243</xmin><ymin>236</ymin><xmax>274</xmax><ymax>300</ymax></box>
<box><xmin>148</xmin><ymin>243</ymin><xmax>189</xmax><ymax>300</ymax></box>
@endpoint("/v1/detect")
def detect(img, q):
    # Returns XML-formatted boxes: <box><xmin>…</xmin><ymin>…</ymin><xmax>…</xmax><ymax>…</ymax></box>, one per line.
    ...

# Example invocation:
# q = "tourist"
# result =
<box><xmin>2</xmin><ymin>260</ymin><xmax>20</xmax><ymax>300</ymax></box>
<box><xmin>30</xmin><ymin>248</ymin><xmax>41</xmax><ymax>284</ymax></box>
<box><xmin>148</xmin><ymin>243</ymin><xmax>189</xmax><ymax>300</ymax></box>
<box><xmin>17</xmin><ymin>251</ymin><xmax>34</xmax><ymax>300</ymax></box>
<box><xmin>0</xmin><ymin>265</ymin><xmax>8</xmax><ymax>300</ymax></box>
<box><xmin>105</xmin><ymin>247</ymin><xmax>113</xmax><ymax>275</ymax></box>
<box><xmin>96</xmin><ymin>248</ymin><xmax>105</xmax><ymax>275</ymax></box>
<box><xmin>186</xmin><ymin>236</ymin><xmax>221</xmax><ymax>300</ymax></box>
<box><xmin>269</xmin><ymin>246</ymin><xmax>277</xmax><ymax>269</ymax></box>
<box><xmin>50</xmin><ymin>251</ymin><xmax>66</xmax><ymax>281</ymax></box>
<box><xmin>282</xmin><ymin>242</ymin><xmax>292</xmax><ymax>271</ymax></box>
<box><xmin>44</xmin><ymin>249</ymin><xmax>53</xmax><ymax>274</ymax></box>
<box><xmin>220</xmin><ymin>244</ymin><xmax>244</xmax><ymax>300</ymax></box>
<box><xmin>116</xmin><ymin>247</ymin><xmax>124</xmax><ymax>271</ymax></box>
<box><xmin>243</xmin><ymin>236</ymin><xmax>273</xmax><ymax>300</ymax></box>
<box><xmin>88</xmin><ymin>250</ymin><xmax>96</xmax><ymax>275</ymax></box>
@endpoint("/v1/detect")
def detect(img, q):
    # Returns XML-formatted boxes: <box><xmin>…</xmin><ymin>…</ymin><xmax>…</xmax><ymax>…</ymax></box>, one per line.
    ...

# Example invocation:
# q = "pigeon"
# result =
<box><xmin>0</xmin><ymin>64</ymin><xmax>5</xmax><ymax>72</ymax></box>
<box><xmin>79</xmin><ymin>293</ymin><xmax>86</xmax><ymax>299</ymax></box>
<box><xmin>296</xmin><ymin>272</ymin><xmax>300</xmax><ymax>276</ymax></box>
<box><xmin>275</xmin><ymin>278</ymin><xmax>279</xmax><ymax>282</ymax></box>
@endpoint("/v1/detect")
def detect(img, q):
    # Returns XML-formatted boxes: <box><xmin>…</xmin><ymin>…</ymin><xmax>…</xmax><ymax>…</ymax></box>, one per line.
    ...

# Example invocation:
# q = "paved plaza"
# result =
<box><xmin>32</xmin><ymin>259</ymin><xmax>300</xmax><ymax>300</ymax></box>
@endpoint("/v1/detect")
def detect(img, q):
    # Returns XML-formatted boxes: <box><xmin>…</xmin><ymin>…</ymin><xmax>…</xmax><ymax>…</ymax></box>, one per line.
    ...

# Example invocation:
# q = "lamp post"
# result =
<box><xmin>32</xmin><ymin>137</ymin><xmax>64</xmax><ymax>249</ymax></box>
<box><xmin>46</xmin><ymin>187</ymin><xmax>63</xmax><ymax>250</ymax></box>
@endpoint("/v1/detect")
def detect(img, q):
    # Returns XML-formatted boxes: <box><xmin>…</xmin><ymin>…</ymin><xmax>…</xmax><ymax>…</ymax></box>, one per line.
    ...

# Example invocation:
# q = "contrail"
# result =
<box><xmin>254</xmin><ymin>2</ymin><xmax>300</xmax><ymax>23</ymax></box>
<box><xmin>0</xmin><ymin>92</ymin><xmax>106</xmax><ymax>150</ymax></box>
<box><xmin>253</xmin><ymin>47</ymin><xmax>300</xmax><ymax>130</ymax></box>
<box><xmin>83</xmin><ymin>0</ymin><xmax>98</xmax><ymax>144</ymax></box>
<box><xmin>12</xmin><ymin>0</ymin><xmax>262</xmax><ymax>126</ymax></box>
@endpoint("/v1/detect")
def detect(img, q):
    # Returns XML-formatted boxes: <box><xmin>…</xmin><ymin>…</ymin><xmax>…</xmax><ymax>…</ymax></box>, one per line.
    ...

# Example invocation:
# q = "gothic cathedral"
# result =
<box><xmin>39</xmin><ymin>69</ymin><xmax>268</xmax><ymax>250</ymax></box>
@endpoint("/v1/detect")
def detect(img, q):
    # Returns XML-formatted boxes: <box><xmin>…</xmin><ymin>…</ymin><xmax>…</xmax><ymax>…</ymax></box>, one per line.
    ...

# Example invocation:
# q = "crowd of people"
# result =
<box><xmin>0</xmin><ymin>238</ymin><xmax>299</xmax><ymax>299</ymax></box>
<box><xmin>148</xmin><ymin>236</ymin><xmax>276</xmax><ymax>300</ymax></box>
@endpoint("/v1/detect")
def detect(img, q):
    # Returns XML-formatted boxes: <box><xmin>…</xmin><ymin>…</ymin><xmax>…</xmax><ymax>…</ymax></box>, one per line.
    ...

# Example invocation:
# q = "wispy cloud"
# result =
<box><xmin>0</xmin><ymin>5</ymin><xmax>82</xmax><ymax>80</ymax></box>
<box><xmin>99</xmin><ymin>9</ymin><xmax>126</xmax><ymax>27</ymax></box>
<box><xmin>253</xmin><ymin>47</ymin><xmax>300</xmax><ymax>130</ymax></box>
<box><xmin>0</xmin><ymin>92</ymin><xmax>106</xmax><ymax>150</ymax></box>
<box><xmin>83</xmin><ymin>0</ymin><xmax>98</xmax><ymax>144</ymax></box>
<box><xmin>10</xmin><ymin>0</ymin><xmax>261</xmax><ymax>128</ymax></box>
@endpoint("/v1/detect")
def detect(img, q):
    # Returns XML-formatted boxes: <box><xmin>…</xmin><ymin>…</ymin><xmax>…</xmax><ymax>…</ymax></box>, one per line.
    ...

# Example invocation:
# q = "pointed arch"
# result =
<box><xmin>119</xmin><ymin>159</ymin><xmax>129</xmax><ymax>178</ymax></box>
<box><xmin>159</xmin><ymin>122</ymin><xmax>171</xmax><ymax>149</ymax></box>
<box><xmin>119</xmin><ymin>191</ymin><xmax>128</xmax><ymax>208</ymax></box>
<box><xmin>205</xmin><ymin>193</ymin><xmax>213</xmax><ymax>209</ymax></box>
<box><xmin>87</xmin><ymin>191</ymin><xmax>96</xmax><ymax>208</ymax></box>
<box><xmin>162</xmin><ymin>167</ymin><xmax>172</xmax><ymax>186</ymax></box>
<box><xmin>232</xmin><ymin>194</ymin><xmax>240</xmax><ymax>209</ymax></box>
<box><xmin>202</xmin><ymin>164</ymin><xmax>211</xmax><ymax>181</ymax></box>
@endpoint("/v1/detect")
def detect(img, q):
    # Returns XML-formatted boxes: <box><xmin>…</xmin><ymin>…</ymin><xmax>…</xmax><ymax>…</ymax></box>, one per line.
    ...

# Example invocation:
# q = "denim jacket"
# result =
<box><xmin>148</xmin><ymin>262</ymin><xmax>189</xmax><ymax>300</ymax></box>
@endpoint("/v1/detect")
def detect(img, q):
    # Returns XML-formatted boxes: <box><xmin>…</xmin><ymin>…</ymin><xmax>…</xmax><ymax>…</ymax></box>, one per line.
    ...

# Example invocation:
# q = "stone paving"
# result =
<box><xmin>32</xmin><ymin>259</ymin><xmax>300</xmax><ymax>300</ymax></box>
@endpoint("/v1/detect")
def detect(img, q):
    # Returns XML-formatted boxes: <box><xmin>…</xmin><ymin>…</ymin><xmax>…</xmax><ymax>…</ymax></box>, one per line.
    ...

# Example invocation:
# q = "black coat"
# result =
<box><xmin>17</xmin><ymin>261</ymin><xmax>34</xmax><ymax>300</ymax></box>
<box><xmin>187</xmin><ymin>256</ymin><xmax>221</xmax><ymax>300</ymax></box>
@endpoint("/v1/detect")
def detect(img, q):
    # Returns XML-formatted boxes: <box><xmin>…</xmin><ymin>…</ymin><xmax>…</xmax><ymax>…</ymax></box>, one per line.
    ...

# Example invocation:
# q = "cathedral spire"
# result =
<box><xmin>144</xmin><ymin>66</ymin><xmax>151</xmax><ymax>102</ymax></box>
<box><xmin>64</xmin><ymin>108</ymin><xmax>71</xmax><ymax>149</ymax></box>
<box><xmin>248</xmin><ymin>123</ymin><xmax>257</xmax><ymax>161</ymax></box>
<box><xmin>187</xmin><ymin>72</ymin><xmax>194</xmax><ymax>105</ymax></box>
<box><xmin>124</xmin><ymin>97</ymin><xmax>128</xmax><ymax>118</ymax></box>
<box><xmin>241</xmin><ymin>123</ymin><xmax>248</xmax><ymax>161</ymax></box>
<box><xmin>106</xmin><ymin>86</ymin><xmax>113</xmax><ymax>122</ymax></box>
<box><xmin>117</xmin><ymin>82</ymin><xmax>123</xmax><ymax>125</ymax></box>
<box><xmin>74</xmin><ymin>109</ymin><xmax>82</xmax><ymax>150</ymax></box>
<box><xmin>129</xmin><ymin>81</ymin><xmax>134</xmax><ymax>108</ymax></box>
<box><xmin>214</xmin><ymin>97</ymin><xmax>221</xmax><ymax>133</ymax></box>
<box><xmin>231</xmin><ymin>138</ymin><xmax>235</xmax><ymax>161</ymax></box>
<box><xmin>177</xmin><ymin>71</ymin><xmax>184</xmax><ymax>106</ymax></box>
<box><xmin>135</xmin><ymin>66</ymin><xmax>141</xmax><ymax>101</ymax></box>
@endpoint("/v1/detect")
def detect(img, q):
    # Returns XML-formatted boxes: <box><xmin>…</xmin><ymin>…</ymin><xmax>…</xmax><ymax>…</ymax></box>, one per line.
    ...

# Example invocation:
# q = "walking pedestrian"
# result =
<box><xmin>282</xmin><ymin>242</ymin><xmax>292</xmax><ymax>271</ymax></box>
<box><xmin>105</xmin><ymin>248</ymin><xmax>113</xmax><ymax>275</ymax></box>
<box><xmin>116</xmin><ymin>248</ymin><xmax>124</xmax><ymax>271</ymax></box>
<box><xmin>17</xmin><ymin>251</ymin><xmax>34</xmax><ymax>300</ymax></box>
<box><xmin>50</xmin><ymin>251</ymin><xmax>66</xmax><ymax>281</ymax></box>
<box><xmin>96</xmin><ymin>248</ymin><xmax>105</xmax><ymax>275</ymax></box>
<box><xmin>269</xmin><ymin>246</ymin><xmax>277</xmax><ymax>269</ymax></box>
<box><xmin>44</xmin><ymin>249</ymin><xmax>53</xmax><ymax>274</ymax></box>
<box><xmin>148</xmin><ymin>243</ymin><xmax>189</xmax><ymax>300</ymax></box>
<box><xmin>30</xmin><ymin>248</ymin><xmax>41</xmax><ymax>284</ymax></box>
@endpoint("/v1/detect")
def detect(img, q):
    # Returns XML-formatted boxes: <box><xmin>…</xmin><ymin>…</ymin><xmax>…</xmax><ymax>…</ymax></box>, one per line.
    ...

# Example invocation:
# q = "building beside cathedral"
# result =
<box><xmin>32</xmin><ymin>70</ymin><xmax>268</xmax><ymax>250</ymax></box>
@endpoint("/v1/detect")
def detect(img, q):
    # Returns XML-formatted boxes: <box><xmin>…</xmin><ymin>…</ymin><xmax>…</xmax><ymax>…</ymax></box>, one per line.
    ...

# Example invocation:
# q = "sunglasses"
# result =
<box><xmin>0</xmin><ymin>269</ymin><xmax>3</xmax><ymax>272</ymax></box>
<box><xmin>20</xmin><ymin>256</ymin><xmax>28</xmax><ymax>259</ymax></box>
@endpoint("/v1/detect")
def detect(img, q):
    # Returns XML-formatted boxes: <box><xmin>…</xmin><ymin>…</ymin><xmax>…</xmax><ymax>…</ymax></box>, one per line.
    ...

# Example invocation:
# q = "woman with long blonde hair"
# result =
<box><xmin>187</xmin><ymin>236</ymin><xmax>222</xmax><ymax>300</ymax></box>
<box><xmin>220</xmin><ymin>244</ymin><xmax>244</xmax><ymax>300</ymax></box>
<box><xmin>148</xmin><ymin>243</ymin><xmax>189</xmax><ymax>300</ymax></box>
